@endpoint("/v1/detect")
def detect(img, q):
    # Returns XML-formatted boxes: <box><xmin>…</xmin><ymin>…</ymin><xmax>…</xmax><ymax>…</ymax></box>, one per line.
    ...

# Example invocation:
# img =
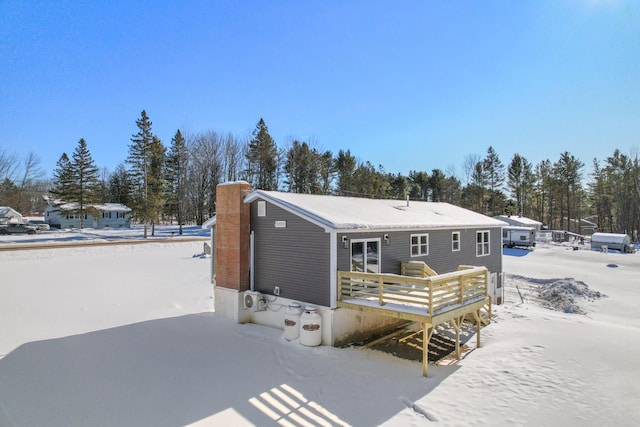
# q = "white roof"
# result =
<box><xmin>245</xmin><ymin>191</ymin><xmax>507</xmax><ymax>232</ymax></box>
<box><xmin>51</xmin><ymin>201</ymin><xmax>131</xmax><ymax>212</ymax></box>
<box><xmin>202</xmin><ymin>216</ymin><xmax>217</xmax><ymax>228</ymax></box>
<box><xmin>494</xmin><ymin>215</ymin><xmax>542</xmax><ymax>226</ymax></box>
<box><xmin>0</xmin><ymin>207</ymin><xmax>22</xmax><ymax>217</ymax></box>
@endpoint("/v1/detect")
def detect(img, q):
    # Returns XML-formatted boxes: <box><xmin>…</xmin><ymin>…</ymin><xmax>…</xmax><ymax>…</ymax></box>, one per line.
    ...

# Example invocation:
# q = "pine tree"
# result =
<box><xmin>50</xmin><ymin>153</ymin><xmax>74</xmax><ymax>200</ymax></box>
<box><xmin>107</xmin><ymin>164</ymin><xmax>132</xmax><ymax>205</ymax></box>
<box><xmin>245</xmin><ymin>118</ymin><xmax>278</xmax><ymax>190</ymax></box>
<box><xmin>482</xmin><ymin>146</ymin><xmax>506</xmax><ymax>216</ymax></box>
<box><xmin>148</xmin><ymin>135</ymin><xmax>166</xmax><ymax>236</ymax></box>
<box><xmin>507</xmin><ymin>153</ymin><xmax>534</xmax><ymax>217</ymax></box>
<box><xmin>334</xmin><ymin>149</ymin><xmax>356</xmax><ymax>196</ymax></box>
<box><xmin>127</xmin><ymin>110</ymin><xmax>156</xmax><ymax>238</ymax></box>
<box><xmin>68</xmin><ymin>138</ymin><xmax>101</xmax><ymax>228</ymax></box>
<box><xmin>165</xmin><ymin>129</ymin><xmax>189</xmax><ymax>235</ymax></box>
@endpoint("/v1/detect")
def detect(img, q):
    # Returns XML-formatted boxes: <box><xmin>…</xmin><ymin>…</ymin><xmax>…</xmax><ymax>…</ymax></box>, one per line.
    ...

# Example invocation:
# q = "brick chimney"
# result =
<box><xmin>215</xmin><ymin>181</ymin><xmax>252</xmax><ymax>292</ymax></box>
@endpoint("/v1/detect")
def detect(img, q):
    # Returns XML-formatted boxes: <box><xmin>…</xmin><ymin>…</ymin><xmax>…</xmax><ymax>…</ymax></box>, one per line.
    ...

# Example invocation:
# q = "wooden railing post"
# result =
<box><xmin>427</xmin><ymin>279</ymin><xmax>434</xmax><ymax>316</ymax></box>
<box><xmin>337</xmin><ymin>271</ymin><xmax>343</xmax><ymax>301</ymax></box>
<box><xmin>378</xmin><ymin>276</ymin><xmax>385</xmax><ymax>305</ymax></box>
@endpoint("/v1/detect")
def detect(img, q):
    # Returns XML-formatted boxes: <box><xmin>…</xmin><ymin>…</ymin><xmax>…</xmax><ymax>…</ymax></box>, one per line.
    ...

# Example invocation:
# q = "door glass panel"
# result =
<box><xmin>366</xmin><ymin>241</ymin><xmax>379</xmax><ymax>273</ymax></box>
<box><xmin>351</xmin><ymin>241</ymin><xmax>364</xmax><ymax>272</ymax></box>
<box><xmin>351</xmin><ymin>240</ymin><xmax>380</xmax><ymax>273</ymax></box>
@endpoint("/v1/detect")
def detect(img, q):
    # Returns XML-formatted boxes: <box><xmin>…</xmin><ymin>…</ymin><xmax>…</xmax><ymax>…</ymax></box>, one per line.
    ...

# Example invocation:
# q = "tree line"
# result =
<box><xmin>1</xmin><ymin>112</ymin><xmax>638</xmax><ymax>239</ymax></box>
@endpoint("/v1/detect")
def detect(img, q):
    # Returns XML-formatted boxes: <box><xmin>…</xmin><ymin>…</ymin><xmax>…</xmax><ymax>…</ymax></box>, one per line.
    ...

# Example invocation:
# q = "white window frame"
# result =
<box><xmin>410</xmin><ymin>233</ymin><xmax>429</xmax><ymax>257</ymax></box>
<box><xmin>452</xmin><ymin>231</ymin><xmax>460</xmax><ymax>252</ymax></box>
<box><xmin>257</xmin><ymin>201</ymin><xmax>266</xmax><ymax>217</ymax></box>
<box><xmin>476</xmin><ymin>230</ymin><xmax>490</xmax><ymax>257</ymax></box>
<box><xmin>350</xmin><ymin>238</ymin><xmax>381</xmax><ymax>273</ymax></box>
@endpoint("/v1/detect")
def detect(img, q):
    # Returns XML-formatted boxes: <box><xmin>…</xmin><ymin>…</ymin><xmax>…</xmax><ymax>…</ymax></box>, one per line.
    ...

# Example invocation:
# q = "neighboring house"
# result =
<box><xmin>45</xmin><ymin>201</ymin><xmax>132</xmax><ymax>229</ymax></box>
<box><xmin>494</xmin><ymin>215</ymin><xmax>542</xmax><ymax>232</ymax></box>
<box><xmin>0</xmin><ymin>207</ymin><xmax>23</xmax><ymax>225</ymax></box>
<box><xmin>590</xmin><ymin>232</ymin><xmax>633</xmax><ymax>253</ymax></box>
<box><xmin>208</xmin><ymin>182</ymin><xmax>506</xmax><ymax>353</ymax></box>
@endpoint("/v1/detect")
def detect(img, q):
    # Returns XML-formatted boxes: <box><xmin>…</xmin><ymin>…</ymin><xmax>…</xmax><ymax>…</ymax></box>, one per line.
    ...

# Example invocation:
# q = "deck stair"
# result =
<box><xmin>337</xmin><ymin>264</ymin><xmax>491</xmax><ymax>376</ymax></box>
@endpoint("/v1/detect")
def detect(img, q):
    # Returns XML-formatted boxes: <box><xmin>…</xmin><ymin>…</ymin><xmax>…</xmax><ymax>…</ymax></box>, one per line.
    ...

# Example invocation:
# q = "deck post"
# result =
<box><xmin>422</xmin><ymin>322</ymin><xmax>428</xmax><ymax>377</ymax></box>
<box><xmin>476</xmin><ymin>309</ymin><xmax>481</xmax><ymax>348</ymax></box>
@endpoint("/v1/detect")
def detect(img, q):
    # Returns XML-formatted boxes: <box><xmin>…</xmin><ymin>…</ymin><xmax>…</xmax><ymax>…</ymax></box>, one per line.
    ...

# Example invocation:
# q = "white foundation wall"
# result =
<box><xmin>215</xmin><ymin>291</ymin><xmax>406</xmax><ymax>347</ymax></box>
<box><xmin>214</xmin><ymin>286</ymin><xmax>251</xmax><ymax>324</ymax></box>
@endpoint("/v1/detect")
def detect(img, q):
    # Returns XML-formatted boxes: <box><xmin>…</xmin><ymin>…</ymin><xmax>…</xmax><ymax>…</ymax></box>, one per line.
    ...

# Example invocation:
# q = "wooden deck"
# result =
<box><xmin>337</xmin><ymin>263</ymin><xmax>491</xmax><ymax>376</ymax></box>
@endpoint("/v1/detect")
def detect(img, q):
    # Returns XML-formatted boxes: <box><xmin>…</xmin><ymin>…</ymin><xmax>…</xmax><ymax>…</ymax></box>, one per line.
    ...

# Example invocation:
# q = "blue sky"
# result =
<box><xmin>1</xmin><ymin>0</ymin><xmax>638</xmax><ymax>181</ymax></box>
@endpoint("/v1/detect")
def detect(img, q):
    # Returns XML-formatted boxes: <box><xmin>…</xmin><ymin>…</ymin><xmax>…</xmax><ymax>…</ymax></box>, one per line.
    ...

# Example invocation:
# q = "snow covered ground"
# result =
<box><xmin>1</xmin><ymin>231</ymin><xmax>639</xmax><ymax>426</ymax></box>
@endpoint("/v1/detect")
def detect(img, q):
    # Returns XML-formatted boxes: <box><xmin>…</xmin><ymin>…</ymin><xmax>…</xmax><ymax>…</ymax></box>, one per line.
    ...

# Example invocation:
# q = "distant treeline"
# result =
<box><xmin>1</xmin><ymin>113</ymin><xmax>638</xmax><ymax>238</ymax></box>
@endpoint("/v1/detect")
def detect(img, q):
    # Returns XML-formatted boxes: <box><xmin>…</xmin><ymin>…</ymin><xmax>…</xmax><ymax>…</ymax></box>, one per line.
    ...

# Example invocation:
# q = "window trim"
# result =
<box><xmin>350</xmin><ymin>238</ymin><xmax>381</xmax><ymax>273</ymax></box>
<box><xmin>452</xmin><ymin>231</ymin><xmax>460</xmax><ymax>252</ymax></box>
<box><xmin>410</xmin><ymin>233</ymin><xmax>429</xmax><ymax>257</ymax></box>
<box><xmin>476</xmin><ymin>230</ymin><xmax>490</xmax><ymax>257</ymax></box>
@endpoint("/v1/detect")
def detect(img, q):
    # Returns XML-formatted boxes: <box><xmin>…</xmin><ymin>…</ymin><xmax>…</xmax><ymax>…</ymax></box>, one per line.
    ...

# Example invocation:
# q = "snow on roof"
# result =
<box><xmin>202</xmin><ymin>216</ymin><xmax>216</xmax><ymax>228</ymax></box>
<box><xmin>0</xmin><ymin>206</ymin><xmax>22</xmax><ymax>217</ymax></box>
<box><xmin>494</xmin><ymin>215</ymin><xmax>542</xmax><ymax>226</ymax></box>
<box><xmin>93</xmin><ymin>203</ymin><xmax>132</xmax><ymax>212</ymax></box>
<box><xmin>50</xmin><ymin>201</ymin><xmax>131</xmax><ymax>212</ymax></box>
<box><xmin>245</xmin><ymin>190</ymin><xmax>507</xmax><ymax>231</ymax></box>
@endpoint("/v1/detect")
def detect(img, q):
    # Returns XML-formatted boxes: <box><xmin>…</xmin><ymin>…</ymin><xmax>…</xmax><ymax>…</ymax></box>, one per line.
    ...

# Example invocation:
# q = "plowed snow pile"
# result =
<box><xmin>506</xmin><ymin>274</ymin><xmax>606</xmax><ymax>314</ymax></box>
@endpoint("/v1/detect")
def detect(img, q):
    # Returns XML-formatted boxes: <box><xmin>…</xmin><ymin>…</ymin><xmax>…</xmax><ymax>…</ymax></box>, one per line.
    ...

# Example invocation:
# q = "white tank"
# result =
<box><xmin>283</xmin><ymin>302</ymin><xmax>303</xmax><ymax>341</ymax></box>
<box><xmin>299</xmin><ymin>306</ymin><xmax>322</xmax><ymax>347</ymax></box>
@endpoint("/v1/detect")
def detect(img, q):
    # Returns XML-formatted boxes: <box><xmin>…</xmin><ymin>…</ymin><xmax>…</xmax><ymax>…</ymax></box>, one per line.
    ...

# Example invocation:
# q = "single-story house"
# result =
<box><xmin>208</xmin><ymin>182</ymin><xmax>506</xmax><ymax>352</ymax></box>
<box><xmin>45</xmin><ymin>201</ymin><xmax>132</xmax><ymax>229</ymax></box>
<box><xmin>0</xmin><ymin>207</ymin><xmax>23</xmax><ymax>225</ymax></box>
<box><xmin>494</xmin><ymin>215</ymin><xmax>542</xmax><ymax>232</ymax></box>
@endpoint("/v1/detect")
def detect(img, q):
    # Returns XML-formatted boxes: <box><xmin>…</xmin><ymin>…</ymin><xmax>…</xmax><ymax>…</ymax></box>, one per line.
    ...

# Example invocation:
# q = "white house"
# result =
<box><xmin>45</xmin><ymin>201</ymin><xmax>132</xmax><ymax>229</ymax></box>
<box><xmin>494</xmin><ymin>215</ymin><xmax>542</xmax><ymax>231</ymax></box>
<box><xmin>0</xmin><ymin>207</ymin><xmax>23</xmax><ymax>225</ymax></box>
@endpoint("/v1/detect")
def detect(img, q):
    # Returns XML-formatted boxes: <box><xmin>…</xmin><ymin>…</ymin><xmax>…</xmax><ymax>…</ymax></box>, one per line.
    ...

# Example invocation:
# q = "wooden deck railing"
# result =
<box><xmin>337</xmin><ymin>265</ymin><xmax>488</xmax><ymax>316</ymax></box>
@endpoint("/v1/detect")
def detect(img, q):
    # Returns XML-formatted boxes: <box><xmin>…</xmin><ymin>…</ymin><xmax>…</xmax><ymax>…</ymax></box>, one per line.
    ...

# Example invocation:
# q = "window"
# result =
<box><xmin>410</xmin><ymin>234</ymin><xmax>429</xmax><ymax>256</ymax></box>
<box><xmin>117</xmin><ymin>212</ymin><xmax>125</xmax><ymax>219</ymax></box>
<box><xmin>351</xmin><ymin>239</ymin><xmax>380</xmax><ymax>273</ymax></box>
<box><xmin>257</xmin><ymin>201</ymin><xmax>266</xmax><ymax>217</ymax></box>
<box><xmin>476</xmin><ymin>231</ymin><xmax>490</xmax><ymax>256</ymax></box>
<box><xmin>452</xmin><ymin>232</ymin><xmax>460</xmax><ymax>251</ymax></box>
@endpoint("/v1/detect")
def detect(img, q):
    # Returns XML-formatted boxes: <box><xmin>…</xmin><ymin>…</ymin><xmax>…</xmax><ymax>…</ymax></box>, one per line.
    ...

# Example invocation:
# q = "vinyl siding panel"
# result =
<box><xmin>250</xmin><ymin>200</ymin><xmax>331</xmax><ymax>307</ymax></box>
<box><xmin>337</xmin><ymin>228</ymin><xmax>502</xmax><ymax>280</ymax></box>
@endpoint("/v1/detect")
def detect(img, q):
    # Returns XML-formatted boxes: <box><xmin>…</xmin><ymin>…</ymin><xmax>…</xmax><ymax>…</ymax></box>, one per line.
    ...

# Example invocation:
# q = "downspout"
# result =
<box><xmin>329</xmin><ymin>231</ymin><xmax>337</xmax><ymax>309</ymax></box>
<box><xmin>250</xmin><ymin>230</ymin><xmax>255</xmax><ymax>291</ymax></box>
<box><xmin>211</xmin><ymin>225</ymin><xmax>216</xmax><ymax>284</ymax></box>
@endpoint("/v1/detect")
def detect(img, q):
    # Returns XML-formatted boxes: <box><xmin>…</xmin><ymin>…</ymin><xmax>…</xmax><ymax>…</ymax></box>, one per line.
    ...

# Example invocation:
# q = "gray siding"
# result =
<box><xmin>337</xmin><ymin>228</ymin><xmax>502</xmax><ymax>281</ymax></box>
<box><xmin>250</xmin><ymin>200</ymin><xmax>331</xmax><ymax>306</ymax></box>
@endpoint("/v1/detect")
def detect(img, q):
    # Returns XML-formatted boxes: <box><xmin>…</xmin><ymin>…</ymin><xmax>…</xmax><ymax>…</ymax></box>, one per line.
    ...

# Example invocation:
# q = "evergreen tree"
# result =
<box><xmin>318</xmin><ymin>150</ymin><xmax>334</xmax><ymax>195</ymax></box>
<box><xmin>553</xmin><ymin>152</ymin><xmax>584</xmax><ymax>232</ymax></box>
<box><xmin>127</xmin><ymin>110</ymin><xmax>156</xmax><ymax>238</ymax></box>
<box><xmin>408</xmin><ymin>170</ymin><xmax>430</xmax><ymax>200</ymax></box>
<box><xmin>507</xmin><ymin>153</ymin><xmax>534</xmax><ymax>217</ymax></box>
<box><xmin>245</xmin><ymin>118</ymin><xmax>278</xmax><ymax>190</ymax></box>
<box><xmin>334</xmin><ymin>149</ymin><xmax>356</xmax><ymax>196</ymax></box>
<box><xmin>107</xmin><ymin>164</ymin><xmax>132</xmax><ymax>205</ymax></box>
<box><xmin>482</xmin><ymin>146</ymin><xmax>506</xmax><ymax>215</ymax></box>
<box><xmin>68</xmin><ymin>138</ymin><xmax>101</xmax><ymax>228</ymax></box>
<box><xmin>148</xmin><ymin>135</ymin><xmax>166</xmax><ymax>236</ymax></box>
<box><xmin>165</xmin><ymin>129</ymin><xmax>189</xmax><ymax>234</ymax></box>
<box><xmin>50</xmin><ymin>153</ymin><xmax>73</xmax><ymax>200</ymax></box>
<box><xmin>284</xmin><ymin>140</ymin><xmax>322</xmax><ymax>194</ymax></box>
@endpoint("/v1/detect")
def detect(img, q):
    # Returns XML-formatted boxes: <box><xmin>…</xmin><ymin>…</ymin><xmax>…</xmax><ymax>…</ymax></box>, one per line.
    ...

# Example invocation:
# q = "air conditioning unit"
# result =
<box><xmin>244</xmin><ymin>291</ymin><xmax>266</xmax><ymax>312</ymax></box>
